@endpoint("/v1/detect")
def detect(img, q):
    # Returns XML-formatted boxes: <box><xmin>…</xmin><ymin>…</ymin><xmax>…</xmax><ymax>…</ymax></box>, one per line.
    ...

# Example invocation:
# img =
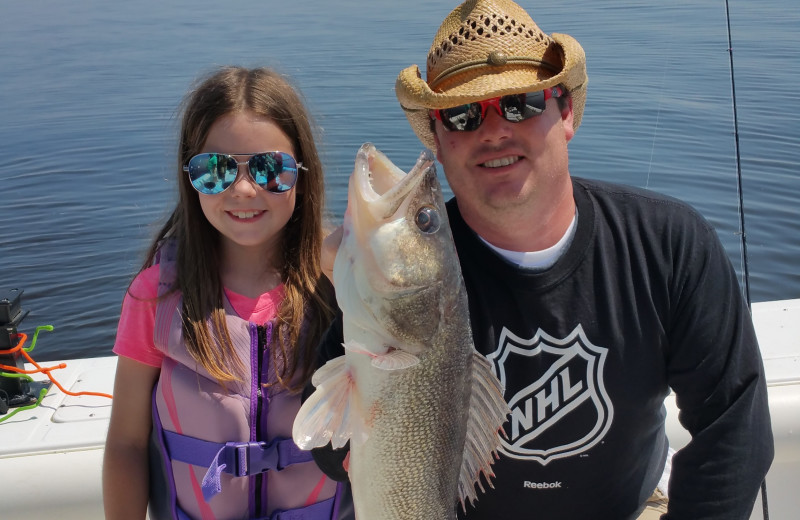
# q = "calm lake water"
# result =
<box><xmin>2</xmin><ymin>0</ymin><xmax>798</xmax><ymax>361</ymax></box>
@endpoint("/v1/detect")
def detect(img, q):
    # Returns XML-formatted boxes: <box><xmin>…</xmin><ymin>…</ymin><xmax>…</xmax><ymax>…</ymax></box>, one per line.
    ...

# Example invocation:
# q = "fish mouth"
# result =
<box><xmin>353</xmin><ymin>143</ymin><xmax>435</xmax><ymax>222</ymax></box>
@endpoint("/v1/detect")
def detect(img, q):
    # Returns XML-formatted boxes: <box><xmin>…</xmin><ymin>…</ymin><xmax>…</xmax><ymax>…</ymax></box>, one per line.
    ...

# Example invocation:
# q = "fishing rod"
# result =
<box><xmin>724</xmin><ymin>0</ymin><xmax>751</xmax><ymax>309</ymax></box>
<box><xmin>723</xmin><ymin>2</ymin><xmax>768</xmax><ymax>518</ymax></box>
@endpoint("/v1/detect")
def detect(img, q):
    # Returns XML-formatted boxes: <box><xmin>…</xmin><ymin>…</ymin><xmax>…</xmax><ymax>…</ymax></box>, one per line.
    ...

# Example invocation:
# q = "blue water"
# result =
<box><xmin>1</xmin><ymin>0</ymin><xmax>798</xmax><ymax>361</ymax></box>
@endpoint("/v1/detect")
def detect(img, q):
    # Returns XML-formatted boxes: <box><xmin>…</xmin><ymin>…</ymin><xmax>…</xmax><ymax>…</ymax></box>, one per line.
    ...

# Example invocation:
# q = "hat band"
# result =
<box><xmin>429</xmin><ymin>55</ymin><xmax>560</xmax><ymax>90</ymax></box>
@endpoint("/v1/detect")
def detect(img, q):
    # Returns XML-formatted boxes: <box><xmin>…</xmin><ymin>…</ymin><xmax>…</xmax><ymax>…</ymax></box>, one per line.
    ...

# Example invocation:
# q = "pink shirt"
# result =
<box><xmin>113</xmin><ymin>264</ymin><xmax>285</xmax><ymax>367</ymax></box>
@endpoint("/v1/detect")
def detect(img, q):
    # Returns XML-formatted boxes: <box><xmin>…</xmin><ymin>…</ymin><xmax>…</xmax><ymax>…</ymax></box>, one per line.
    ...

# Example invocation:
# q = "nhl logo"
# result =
<box><xmin>487</xmin><ymin>325</ymin><xmax>614</xmax><ymax>465</ymax></box>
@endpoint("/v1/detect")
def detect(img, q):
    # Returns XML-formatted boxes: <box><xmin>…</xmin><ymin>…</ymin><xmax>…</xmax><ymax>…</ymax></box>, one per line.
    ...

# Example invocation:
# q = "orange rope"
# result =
<box><xmin>0</xmin><ymin>363</ymin><xmax>67</xmax><ymax>374</ymax></box>
<box><xmin>0</xmin><ymin>332</ymin><xmax>28</xmax><ymax>355</ymax></box>
<box><xmin>0</xmin><ymin>332</ymin><xmax>112</xmax><ymax>399</ymax></box>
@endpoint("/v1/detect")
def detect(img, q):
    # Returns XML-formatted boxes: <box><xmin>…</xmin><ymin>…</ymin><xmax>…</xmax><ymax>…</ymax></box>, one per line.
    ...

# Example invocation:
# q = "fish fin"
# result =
<box><xmin>371</xmin><ymin>349</ymin><xmax>420</xmax><ymax>370</ymax></box>
<box><xmin>458</xmin><ymin>351</ymin><xmax>511</xmax><ymax>510</ymax></box>
<box><xmin>341</xmin><ymin>339</ymin><xmax>379</xmax><ymax>357</ymax></box>
<box><xmin>341</xmin><ymin>340</ymin><xmax>416</xmax><ymax>372</ymax></box>
<box><xmin>293</xmin><ymin>356</ymin><xmax>357</xmax><ymax>450</ymax></box>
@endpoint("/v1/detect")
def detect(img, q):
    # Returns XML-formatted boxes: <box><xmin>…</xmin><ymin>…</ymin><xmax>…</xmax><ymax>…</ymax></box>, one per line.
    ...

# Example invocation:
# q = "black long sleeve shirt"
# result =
<box><xmin>313</xmin><ymin>177</ymin><xmax>773</xmax><ymax>519</ymax></box>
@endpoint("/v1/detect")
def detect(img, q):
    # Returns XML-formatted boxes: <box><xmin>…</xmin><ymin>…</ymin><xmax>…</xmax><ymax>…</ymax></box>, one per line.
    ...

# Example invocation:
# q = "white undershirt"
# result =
<box><xmin>479</xmin><ymin>210</ymin><xmax>578</xmax><ymax>270</ymax></box>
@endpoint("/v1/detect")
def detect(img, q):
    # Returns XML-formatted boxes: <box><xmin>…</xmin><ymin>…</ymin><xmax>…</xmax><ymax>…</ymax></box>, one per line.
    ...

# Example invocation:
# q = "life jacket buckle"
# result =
<box><xmin>233</xmin><ymin>439</ymin><xmax>282</xmax><ymax>476</ymax></box>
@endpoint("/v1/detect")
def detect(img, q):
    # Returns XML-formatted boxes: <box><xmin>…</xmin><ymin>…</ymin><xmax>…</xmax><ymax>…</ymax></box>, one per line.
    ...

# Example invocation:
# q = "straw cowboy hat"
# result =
<box><xmin>396</xmin><ymin>0</ymin><xmax>588</xmax><ymax>150</ymax></box>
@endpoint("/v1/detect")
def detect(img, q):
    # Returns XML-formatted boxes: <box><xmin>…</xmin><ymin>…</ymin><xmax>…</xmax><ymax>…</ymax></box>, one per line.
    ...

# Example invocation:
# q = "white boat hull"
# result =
<box><xmin>1</xmin><ymin>356</ymin><xmax>115</xmax><ymax>519</ymax></box>
<box><xmin>1</xmin><ymin>300</ymin><xmax>798</xmax><ymax>519</ymax></box>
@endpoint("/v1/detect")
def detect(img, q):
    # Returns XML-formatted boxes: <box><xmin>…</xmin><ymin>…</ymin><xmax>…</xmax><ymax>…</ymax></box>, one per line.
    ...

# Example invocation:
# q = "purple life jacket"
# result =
<box><xmin>146</xmin><ymin>241</ymin><xmax>349</xmax><ymax>520</ymax></box>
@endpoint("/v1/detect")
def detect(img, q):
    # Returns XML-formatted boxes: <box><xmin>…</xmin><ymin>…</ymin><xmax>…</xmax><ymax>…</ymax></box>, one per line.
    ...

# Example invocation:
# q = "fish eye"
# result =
<box><xmin>415</xmin><ymin>206</ymin><xmax>441</xmax><ymax>234</ymax></box>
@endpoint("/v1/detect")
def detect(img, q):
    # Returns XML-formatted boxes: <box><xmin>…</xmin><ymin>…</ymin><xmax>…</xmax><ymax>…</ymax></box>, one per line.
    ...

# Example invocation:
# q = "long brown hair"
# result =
<box><xmin>141</xmin><ymin>66</ymin><xmax>333</xmax><ymax>392</ymax></box>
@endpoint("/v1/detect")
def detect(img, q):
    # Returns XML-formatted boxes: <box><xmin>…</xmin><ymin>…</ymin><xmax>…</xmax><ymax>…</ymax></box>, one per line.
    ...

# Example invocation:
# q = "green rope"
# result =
<box><xmin>26</xmin><ymin>325</ymin><xmax>54</xmax><ymax>352</ymax></box>
<box><xmin>0</xmin><ymin>325</ymin><xmax>54</xmax><ymax>422</ymax></box>
<box><xmin>0</xmin><ymin>387</ymin><xmax>47</xmax><ymax>423</ymax></box>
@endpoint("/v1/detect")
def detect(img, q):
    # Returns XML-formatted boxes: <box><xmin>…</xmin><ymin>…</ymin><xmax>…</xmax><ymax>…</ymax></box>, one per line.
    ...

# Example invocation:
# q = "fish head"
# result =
<box><xmin>334</xmin><ymin>143</ymin><xmax>462</xmax><ymax>356</ymax></box>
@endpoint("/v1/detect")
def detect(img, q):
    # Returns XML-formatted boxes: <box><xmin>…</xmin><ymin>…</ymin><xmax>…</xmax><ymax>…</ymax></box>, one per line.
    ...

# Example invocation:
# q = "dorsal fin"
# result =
<box><xmin>458</xmin><ymin>351</ymin><xmax>510</xmax><ymax>509</ymax></box>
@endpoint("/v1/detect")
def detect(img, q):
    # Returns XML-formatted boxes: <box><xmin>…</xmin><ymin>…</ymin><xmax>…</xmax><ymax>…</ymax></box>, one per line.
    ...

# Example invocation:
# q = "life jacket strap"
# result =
<box><xmin>161</xmin><ymin>430</ymin><xmax>314</xmax><ymax>501</ymax></box>
<box><xmin>174</xmin><ymin>495</ymin><xmax>336</xmax><ymax>520</ymax></box>
<box><xmin>266</xmin><ymin>495</ymin><xmax>337</xmax><ymax>520</ymax></box>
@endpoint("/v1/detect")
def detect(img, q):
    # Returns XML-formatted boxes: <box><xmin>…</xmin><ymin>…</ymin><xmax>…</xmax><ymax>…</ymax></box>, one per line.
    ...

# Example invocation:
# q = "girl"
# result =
<box><xmin>103</xmin><ymin>66</ymin><xmax>350</xmax><ymax>520</ymax></box>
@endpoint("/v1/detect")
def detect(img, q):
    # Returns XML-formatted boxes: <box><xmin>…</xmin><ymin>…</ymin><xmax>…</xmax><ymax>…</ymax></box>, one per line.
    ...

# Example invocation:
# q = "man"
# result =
<box><xmin>316</xmin><ymin>0</ymin><xmax>773</xmax><ymax>518</ymax></box>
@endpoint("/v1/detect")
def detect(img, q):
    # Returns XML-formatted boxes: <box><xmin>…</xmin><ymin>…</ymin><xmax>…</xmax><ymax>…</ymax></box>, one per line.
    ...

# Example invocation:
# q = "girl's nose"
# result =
<box><xmin>229</xmin><ymin>165</ymin><xmax>259</xmax><ymax>196</ymax></box>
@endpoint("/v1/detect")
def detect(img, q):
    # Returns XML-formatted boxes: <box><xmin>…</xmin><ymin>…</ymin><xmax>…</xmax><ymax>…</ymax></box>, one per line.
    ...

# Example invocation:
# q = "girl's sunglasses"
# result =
<box><xmin>183</xmin><ymin>151</ymin><xmax>305</xmax><ymax>195</ymax></box>
<box><xmin>431</xmin><ymin>86</ymin><xmax>565</xmax><ymax>132</ymax></box>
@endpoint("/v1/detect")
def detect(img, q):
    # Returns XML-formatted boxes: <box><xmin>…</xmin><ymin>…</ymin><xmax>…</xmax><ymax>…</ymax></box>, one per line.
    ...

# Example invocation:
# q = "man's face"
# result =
<box><xmin>432</xmin><ymin>94</ymin><xmax>574</xmax><ymax>221</ymax></box>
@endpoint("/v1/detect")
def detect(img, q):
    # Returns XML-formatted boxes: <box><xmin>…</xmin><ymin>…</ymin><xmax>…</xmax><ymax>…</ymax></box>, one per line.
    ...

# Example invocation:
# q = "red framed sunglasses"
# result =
<box><xmin>431</xmin><ymin>86</ymin><xmax>565</xmax><ymax>132</ymax></box>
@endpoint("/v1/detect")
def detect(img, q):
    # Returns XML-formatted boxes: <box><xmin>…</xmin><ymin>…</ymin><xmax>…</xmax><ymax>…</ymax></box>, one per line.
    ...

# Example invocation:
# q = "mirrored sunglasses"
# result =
<box><xmin>184</xmin><ymin>151</ymin><xmax>305</xmax><ymax>195</ymax></box>
<box><xmin>431</xmin><ymin>86</ymin><xmax>565</xmax><ymax>132</ymax></box>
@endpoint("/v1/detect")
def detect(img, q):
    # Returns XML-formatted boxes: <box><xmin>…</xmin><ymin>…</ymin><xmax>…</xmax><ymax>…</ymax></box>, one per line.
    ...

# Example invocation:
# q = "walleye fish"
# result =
<box><xmin>293</xmin><ymin>143</ymin><xmax>509</xmax><ymax>519</ymax></box>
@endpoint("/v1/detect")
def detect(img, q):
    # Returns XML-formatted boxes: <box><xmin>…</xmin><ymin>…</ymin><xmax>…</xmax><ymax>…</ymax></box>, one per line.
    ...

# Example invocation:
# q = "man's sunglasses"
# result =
<box><xmin>183</xmin><ymin>151</ymin><xmax>304</xmax><ymax>195</ymax></box>
<box><xmin>431</xmin><ymin>86</ymin><xmax>565</xmax><ymax>132</ymax></box>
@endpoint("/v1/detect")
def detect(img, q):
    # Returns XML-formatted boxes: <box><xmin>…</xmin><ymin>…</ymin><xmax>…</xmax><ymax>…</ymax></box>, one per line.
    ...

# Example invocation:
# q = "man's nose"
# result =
<box><xmin>477</xmin><ymin>106</ymin><xmax>513</xmax><ymax>141</ymax></box>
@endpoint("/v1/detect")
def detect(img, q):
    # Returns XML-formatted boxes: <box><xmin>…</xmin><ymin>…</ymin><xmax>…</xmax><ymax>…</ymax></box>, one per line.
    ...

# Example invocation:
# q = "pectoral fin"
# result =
<box><xmin>458</xmin><ymin>351</ymin><xmax>511</xmax><ymax>509</ymax></box>
<box><xmin>293</xmin><ymin>356</ymin><xmax>357</xmax><ymax>450</ymax></box>
<box><xmin>341</xmin><ymin>340</ymin><xmax>420</xmax><ymax>371</ymax></box>
<box><xmin>371</xmin><ymin>349</ymin><xmax>420</xmax><ymax>370</ymax></box>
